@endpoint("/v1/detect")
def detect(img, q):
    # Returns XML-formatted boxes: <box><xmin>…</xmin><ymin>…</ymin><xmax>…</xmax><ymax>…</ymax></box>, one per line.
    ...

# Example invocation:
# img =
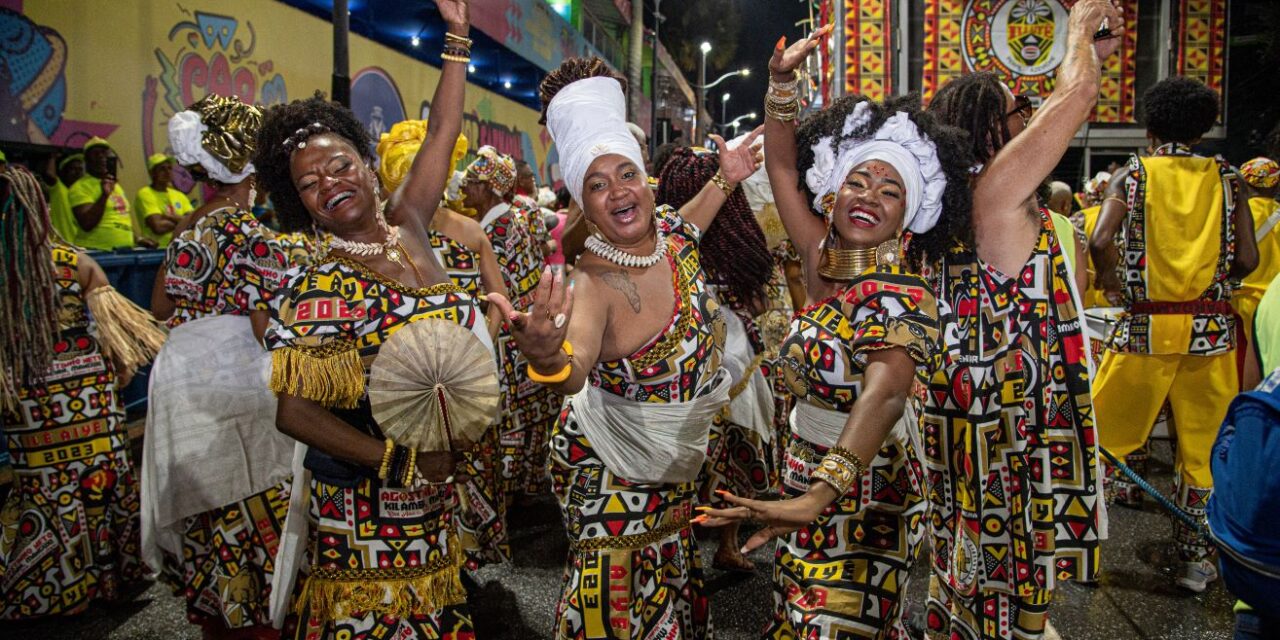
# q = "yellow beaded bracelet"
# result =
<box><xmin>378</xmin><ymin>438</ymin><xmax>395</xmax><ymax>480</ymax></box>
<box><xmin>527</xmin><ymin>341</ymin><xmax>574</xmax><ymax>384</ymax></box>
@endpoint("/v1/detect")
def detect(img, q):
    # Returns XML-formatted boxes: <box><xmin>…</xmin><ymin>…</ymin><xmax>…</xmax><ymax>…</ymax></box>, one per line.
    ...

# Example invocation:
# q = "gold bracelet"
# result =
<box><xmin>710</xmin><ymin>171</ymin><xmax>735</xmax><ymax>197</ymax></box>
<box><xmin>811</xmin><ymin>448</ymin><xmax>866</xmax><ymax>496</ymax></box>
<box><xmin>402</xmin><ymin>447</ymin><xmax>417</xmax><ymax>487</ymax></box>
<box><xmin>527</xmin><ymin>341</ymin><xmax>574</xmax><ymax>384</ymax></box>
<box><xmin>378</xmin><ymin>438</ymin><xmax>395</xmax><ymax>480</ymax></box>
<box><xmin>445</xmin><ymin>32</ymin><xmax>474</xmax><ymax>47</ymax></box>
<box><xmin>442</xmin><ymin>53</ymin><xmax>471</xmax><ymax>64</ymax></box>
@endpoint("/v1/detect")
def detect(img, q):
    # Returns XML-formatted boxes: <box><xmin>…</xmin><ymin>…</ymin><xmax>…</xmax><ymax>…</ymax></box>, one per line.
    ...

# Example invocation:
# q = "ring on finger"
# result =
<box><xmin>553</xmin><ymin>312</ymin><xmax>567</xmax><ymax>329</ymax></box>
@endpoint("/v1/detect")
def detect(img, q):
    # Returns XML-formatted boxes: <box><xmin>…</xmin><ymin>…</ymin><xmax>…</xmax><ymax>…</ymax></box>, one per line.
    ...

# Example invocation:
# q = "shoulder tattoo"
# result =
<box><xmin>600</xmin><ymin>270</ymin><xmax>642</xmax><ymax>313</ymax></box>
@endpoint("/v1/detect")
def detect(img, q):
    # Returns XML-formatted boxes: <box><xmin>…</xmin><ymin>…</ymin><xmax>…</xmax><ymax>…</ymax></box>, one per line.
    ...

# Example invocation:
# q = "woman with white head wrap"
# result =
<box><xmin>487</xmin><ymin>57</ymin><xmax>762</xmax><ymax>639</ymax></box>
<box><xmin>699</xmin><ymin>30</ymin><xmax>976</xmax><ymax>638</ymax></box>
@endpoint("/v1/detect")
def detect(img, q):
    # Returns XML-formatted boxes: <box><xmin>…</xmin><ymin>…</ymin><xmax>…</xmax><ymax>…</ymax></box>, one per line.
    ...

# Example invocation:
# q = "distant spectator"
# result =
<box><xmin>1047</xmin><ymin>180</ymin><xmax>1074</xmax><ymax>215</ymax></box>
<box><xmin>43</xmin><ymin>152</ymin><xmax>84</xmax><ymax>243</ymax></box>
<box><xmin>514</xmin><ymin>159</ymin><xmax>538</xmax><ymax>198</ymax></box>
<box><xmin>554</xmin><ymin>185</ymin><xmax>571</xmax><ymax>211</ymax></box>
<box><xmin>68</xmin><ymin>137</ymin><xmax>136</xmax><ymax>250</ymax></box>
<box><xmin>0</xmin><ymin>149</ymin><xmax>7</xmax><ymax>172</ymax></box>
<box><xmin>133</xmin><ymin>154</ymin><xmax>193</xmax><ymax>247</ymax></box>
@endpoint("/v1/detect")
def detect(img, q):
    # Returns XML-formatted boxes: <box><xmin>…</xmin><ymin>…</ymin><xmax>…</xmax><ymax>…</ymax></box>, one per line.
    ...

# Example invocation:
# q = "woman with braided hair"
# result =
<box><xmin>143</xmin><ymin>93</ymin><xmax>305</xmax><ymax>639</ymax></box>
<box><xmin>1</xmin><ymin>165</ymin><xmax>163</xmax><ymax>619</ymax></box>
<box><xmin>656</xmin><ymin>146</ymin><xmax>778</xmax><ymax>573</ymax></box>
<box><xmin>487</xmin><ymin>56</ymin><xmax>762</xmax><ymax>639</ymax></box>
<box><xmin>699</xmin><ymin>27</ymin><xmax>975</xmax><ymax>638</ymax></box>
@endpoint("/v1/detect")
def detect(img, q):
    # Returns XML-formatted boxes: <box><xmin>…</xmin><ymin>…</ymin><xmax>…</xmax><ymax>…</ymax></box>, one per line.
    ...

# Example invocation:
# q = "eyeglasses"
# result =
<box><xmin>1006</xmin><ymin>94</ymin><xmax>1034</xmax><ymax>126</ymax></box>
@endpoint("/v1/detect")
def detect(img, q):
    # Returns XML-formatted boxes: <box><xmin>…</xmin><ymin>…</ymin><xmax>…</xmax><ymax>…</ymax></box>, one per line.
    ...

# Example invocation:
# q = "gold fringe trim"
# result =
<box><xmin>728</xmin><ymin>354</ymin><xmax>765</xmax><ymax>400</ymax></box>
<box><xmin>270</xmin><ymin>343</ymin><xmax>364</xmax><ymax>408</ymax></box>
<box><xmin>85</xmin><ymin>286</ymin><xmax>168</xmax><ymax>380</ymax></box>
<box><xmin>295</xmin><ymin>545</ymin><xmax>466</xmax><ymax>623</ymax></box>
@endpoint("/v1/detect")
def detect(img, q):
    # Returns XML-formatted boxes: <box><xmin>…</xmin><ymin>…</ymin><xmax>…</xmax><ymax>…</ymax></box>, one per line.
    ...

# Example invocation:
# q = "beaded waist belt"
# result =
<box><xmin>1129</xmin><ymin>301</ymin><xmax>1234</xmax><ymax>316</ymax></box>
<box><xmin>570</xmin><ymin>508</ymin><xmax>693</xmax><ymax>552</ymax></box>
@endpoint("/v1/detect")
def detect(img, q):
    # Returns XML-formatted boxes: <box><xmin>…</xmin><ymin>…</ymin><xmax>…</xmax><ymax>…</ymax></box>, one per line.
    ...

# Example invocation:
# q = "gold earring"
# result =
<box><xmin>876</xmin><ymin>237</ymin><xmax>900</xmax><ymax>267</ymax></box>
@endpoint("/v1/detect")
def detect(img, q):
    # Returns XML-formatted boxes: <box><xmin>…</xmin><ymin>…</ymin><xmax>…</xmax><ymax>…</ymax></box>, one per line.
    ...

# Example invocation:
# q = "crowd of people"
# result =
<box><xmin>2</xmin><ymin>0</ymin><xmax>1279</xmax><ymax>638</ymax></box>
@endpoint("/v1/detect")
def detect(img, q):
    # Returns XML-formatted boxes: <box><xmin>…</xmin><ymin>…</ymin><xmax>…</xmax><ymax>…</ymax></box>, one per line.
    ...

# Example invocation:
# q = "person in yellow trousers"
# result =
<box><xmin>1233</xmin><ymin>157</ymin><xmax>1280</xmax><ymax>389</ymax></box>
<box><xmin>1091</xmin><ymin>76</ymin><xmax>1259</xmax><ymax>593</ymax></box>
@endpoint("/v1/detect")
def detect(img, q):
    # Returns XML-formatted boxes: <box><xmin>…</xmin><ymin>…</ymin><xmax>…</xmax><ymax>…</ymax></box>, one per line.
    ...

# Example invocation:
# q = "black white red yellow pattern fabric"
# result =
<box><xmin>771</xmin><ymin>266</ymin><xmax>936</xmax><ymax>638</ymax></box>
<box><xmin>429</xmin><ymin>229</ymin><xmax>483</xmax><ymax>298</ymax></box>
<box><xmin>265</xmin><ymin>257</ymin><xmax>480</xmax><ymax>639</ymax></box>
<box><xmin>1</xmin><ymin>244</ymin><xmax>145</xmax><ymax>619</ymax></box>
<box><xmin>923</xmin><ymin>214</ymin><xmax>1101</xmax><ymax>639</ymax></box>
<box><xmin>548</xmin><ymin>206</ymin><xmax>722</xmax><ymax>639</ymax></box>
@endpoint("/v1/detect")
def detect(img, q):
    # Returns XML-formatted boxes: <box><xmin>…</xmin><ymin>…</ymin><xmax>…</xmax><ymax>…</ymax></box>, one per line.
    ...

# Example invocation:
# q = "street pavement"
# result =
<box><xmin>0</xmin><ymin>439</ymin><xmax>1235</xmax><ymax>639</ymax></box>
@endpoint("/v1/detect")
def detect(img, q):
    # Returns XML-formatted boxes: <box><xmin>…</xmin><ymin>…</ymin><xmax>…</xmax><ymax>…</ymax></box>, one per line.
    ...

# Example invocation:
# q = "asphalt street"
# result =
<box><xmin>0</xmin><ymin>439</ymin><xmax>1235</xmax><ymax>639</ymax></box>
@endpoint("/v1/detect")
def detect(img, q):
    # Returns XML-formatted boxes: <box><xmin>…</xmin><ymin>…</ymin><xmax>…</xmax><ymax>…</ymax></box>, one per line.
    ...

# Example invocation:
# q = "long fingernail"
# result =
<box><xmin>691</xmin><ymin>515</ymin><xmax>707</xmax><ymax>525</ymax></box>
<box><xmin>740</xmin><ymin>546</ymin><xmax>750</xmax><ymax>554</ymax></box>
<box><xmin>715</xmin><ymin>489</ymin><xmax>729</xmax><ymax>495</ymax></box>
<box><xmin>776</xmin><ymin>36</ymin><xmax>786</xmax><ymax>50</ymax></box>
<box><xmin>695</xmin><ymin>505</ymin><xmax>711</xmax><ymax>511</ymax></box>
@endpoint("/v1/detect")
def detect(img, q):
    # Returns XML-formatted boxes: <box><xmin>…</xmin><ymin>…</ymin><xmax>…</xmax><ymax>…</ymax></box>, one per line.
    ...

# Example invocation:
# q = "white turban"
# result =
<box><xmin>546</xmin><ymin>76</ymin><xmax>646</xmax><ymax>206</ymax></box>
<box><xmin>168</xmin><ymin>110</ymin><xmax>255</xmax><ymax>185</ymax></box>
<box><xmin>804</xmin><ymin>103</ymin><xmax>947</xmax><ymax>235</ymax></box>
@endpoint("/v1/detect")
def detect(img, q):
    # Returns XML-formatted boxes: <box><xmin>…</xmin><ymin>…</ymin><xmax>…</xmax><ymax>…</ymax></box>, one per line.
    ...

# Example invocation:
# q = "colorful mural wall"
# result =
<box><xmin>1</xmin><ymin>0</ymin><xmax>557</xmax><ymax>193</ymax></box>
<box><xmin>921</xmin><ymin>0</ymin><xmax>1140</xmax><ymax>123</ymax></box>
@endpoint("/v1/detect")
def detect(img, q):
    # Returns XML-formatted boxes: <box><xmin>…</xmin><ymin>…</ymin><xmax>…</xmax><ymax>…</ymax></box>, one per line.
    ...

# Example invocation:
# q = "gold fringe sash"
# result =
<box><xmin>294</xmin><ymin>542</ymin><xmax>466</xmax><ymax>623</ymax></box>
<box><xmin>269</xmin><ymin>342</ymin><xmax>365</xmax><ymax>408</ymax></box>
<box><xmin>85</xmin><ymin>285</ymin><xmax>167</xmax><ymax>380</ymax></box>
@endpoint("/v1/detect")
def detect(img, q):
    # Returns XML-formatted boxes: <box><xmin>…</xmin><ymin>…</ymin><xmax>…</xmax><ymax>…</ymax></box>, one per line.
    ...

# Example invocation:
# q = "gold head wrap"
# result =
<box><xmin>377</xmin><ymin>120</ymin><xmax>469</xmax><ymax>194</ymax></box>
<box><xmin>169</xmin><ymin>94</ymin><xmax>261</xmax><ymax>184</ymax></box>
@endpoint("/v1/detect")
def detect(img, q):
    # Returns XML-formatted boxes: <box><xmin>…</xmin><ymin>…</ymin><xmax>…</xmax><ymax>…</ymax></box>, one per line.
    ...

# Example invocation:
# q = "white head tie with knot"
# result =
<box><xmin>804</xmin><ymin>102</ymin><xmax>947</xmax><ymax>235</ymax></box>
<box><xmin>546</xmin><ymin>76</ymin><xmax>647</xmax><ymax>207</ymax></box>
<box><xmin>168</xmin><ymin>110</ymin><xmax>255</xmax><ymax>185</ymax></box>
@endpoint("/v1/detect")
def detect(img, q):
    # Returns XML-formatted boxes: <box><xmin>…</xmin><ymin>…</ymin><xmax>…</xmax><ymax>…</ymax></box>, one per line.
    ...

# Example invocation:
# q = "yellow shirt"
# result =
<box><xmin>134</xmin><ymin>185</ymin><xmax>194</xmax><ymax>246</ymax></box>
<box><xmin>1233</xmin><ymin>197</ymin><xmax>1280</xmax><ymax>337</ymax></box>
<box><xmin>67</xmin><ymin>175</ymin><xmax>134</xmax><ymax>250</ymax></box>
<box><xmin>1079</xmin><ymin>205</ymin><xmax>1111</xmax><ymax>308</ymax></box>
<box><xmin>47</xmin><ymin>180</ymin><xmax>79</xmax><ymax>245</ymax></box>
<box><xmin>1255</xmin><ymin>271</ymin><xmax>1280</xmax><ymax>374</ymax></box>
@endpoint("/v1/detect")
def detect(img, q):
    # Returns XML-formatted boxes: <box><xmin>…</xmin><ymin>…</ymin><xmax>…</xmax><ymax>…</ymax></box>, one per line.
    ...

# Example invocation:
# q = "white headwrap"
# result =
<box><xmin>804</xmin><ymin>102</ymin><xmax>947</xmax><ymax>235</ymax></box>
<box><xmin>167</xmin><ymin>110</ymin><xmax>255</xmax><ymax>185</ymax></box>
<box><xmin>546</xmin><ymin>76</ymin><xmax>646</xmax><ymax>206</ymax></box>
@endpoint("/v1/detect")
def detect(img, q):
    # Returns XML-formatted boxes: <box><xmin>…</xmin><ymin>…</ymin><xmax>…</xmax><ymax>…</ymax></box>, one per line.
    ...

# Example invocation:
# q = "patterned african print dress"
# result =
<box><xmin>770</xmin><ymin>266</ymin><xmax>935</xmax><ymax>639</ymax></box>
<box><xmin>480</xmin><ymin>200</ymin><xmax>561</xmax><ymax>498</ymax></box>
<box><xmin>265</xmin><ymin>258</ymin><xmax>481</xmax><ymax>640</ymax></box>
<box><xmin>1</xmin><ymin>244</ymin><xmax>144</xmax><ymax>619</ymax></box>
<box><xmin>152</xmin><ymin>206</ymin><xmax>296</xmax><ymax>630</ymax></box>
<box><xmin>428</xmin><ymin>228</ymin><xmax>509</xmax><ymax>569</ymax></box>
<box><xmin>549</xmin><ymin>207</ymin><xmax>725</xmax><ymax>639</ymax></box>
<box><xmin>922</xmin><ymin>214</ymin><xmax>1101</xmax><ymax>640</ymax></box>
<box><xmin>765</xmin><ymin>241</ymin><xmax>801</xmax><ymax>484</ymax></box>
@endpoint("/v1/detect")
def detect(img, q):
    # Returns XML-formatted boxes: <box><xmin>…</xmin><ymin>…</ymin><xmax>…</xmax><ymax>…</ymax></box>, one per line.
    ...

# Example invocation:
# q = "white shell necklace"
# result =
<box><xmin>585</xmin><ymin>229</ymin><xmax>667</xmax><ymax>269</ymax></box>
<box><xmin>327</xmin><ymin>200</ymin><xmax>407</xmax><ymax>266</ymax></box>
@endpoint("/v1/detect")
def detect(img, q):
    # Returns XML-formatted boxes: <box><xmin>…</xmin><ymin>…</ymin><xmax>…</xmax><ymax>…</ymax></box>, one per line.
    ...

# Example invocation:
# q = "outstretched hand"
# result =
<box><xmin>694</xmin><ymin>489</ymin><xmax>830</xmax><ymax>554</ymax></box>
<box><xmin>437</xmin><ymin>0</ymin><xmax>470</xmax><ymax>29</ymax></box>
<box><xmin>768</xmin><ymin>24</ymin><xmax>832</xmax><ymax>78</ymax></box>
<box><xmin>710</xmin><ymin>127</ymin><xmax>764</xmax><ymax>185</ymax></box>
<box><xmin>486</xmin><ymin>265</ymin><xmax>574</xmax><ymax>367</ymax></box>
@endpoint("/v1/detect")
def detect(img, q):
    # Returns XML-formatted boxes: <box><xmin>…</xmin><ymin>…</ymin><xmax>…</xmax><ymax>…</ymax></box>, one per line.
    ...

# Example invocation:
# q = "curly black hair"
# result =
<box><xmin>1140</xmin><ymin>76</ymin><xmax>1219</xmax><ymax>144</ymax></box>
<box><xmin>254</xmin><ymin>91</ymin><xmax>374</xmax><ymax>232</ymax></box>
<box><xmin>794</xmin><ymin>93</ymin><xmax>975</xmax><ymax>271</ymax></box>
<box><xmin>927</xmin><ymin>71</ymin><xmax>1010</xmax><ymax>167</ymax></box>
<box><xmin>538</xmin><ymin>57</ymin><xmax>626</xmax><ymax>125</ymax></box>
<box><xmin>656</xmin><ymin>147</ymin><xmax>773</xmax><ymax>310</ymax></box>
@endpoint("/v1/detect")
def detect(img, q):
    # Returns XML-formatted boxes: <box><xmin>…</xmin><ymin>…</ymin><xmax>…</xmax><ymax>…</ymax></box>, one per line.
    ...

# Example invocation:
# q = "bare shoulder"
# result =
<box><xmin>436</xmin><ymin>208</ymin><xmax>490</xmax><ymax>252</ymax></box>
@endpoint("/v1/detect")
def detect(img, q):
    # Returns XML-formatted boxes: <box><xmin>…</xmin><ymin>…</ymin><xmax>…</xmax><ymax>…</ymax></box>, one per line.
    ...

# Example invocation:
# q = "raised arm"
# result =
<box><xmin>386</xmin><ymin>0</ymin><xmax>469</xmax><ymax>236</ymax></box>
<box><xmin>678</xmin><ymin>129</ymin><xmax>763</xmax><ymax>231</ymax></box>
<box><xmin>974</xmin><ymin>0</ymin><xmax>1122</xmax><ymax>272</ymax></box>
<box><xmin>763</xmin><ymin>30</ymin><xmax>832</xmax><ymax>276</ymax></box>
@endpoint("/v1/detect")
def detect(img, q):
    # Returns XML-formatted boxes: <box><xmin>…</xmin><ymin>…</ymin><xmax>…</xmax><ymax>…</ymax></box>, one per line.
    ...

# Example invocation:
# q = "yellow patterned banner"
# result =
<box><xmin>842</xmin><ymin>0</ymin><xmax>894</xmax><ymax>100</ymax></box>
<box><xmin>1177</xmin><ymin>0</ymin><xmax>1227</xmax><ymax>99</ymax></box>
<box><xmin>922</xmin><ymin>0</ymin><xmax>1137</xmax><ymax>123</ymax></box>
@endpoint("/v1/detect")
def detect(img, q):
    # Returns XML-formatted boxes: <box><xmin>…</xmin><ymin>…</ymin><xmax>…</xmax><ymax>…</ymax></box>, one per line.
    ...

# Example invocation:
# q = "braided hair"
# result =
<box><xmin>1</xmin><ymin>165</ymin><xmax>59</xmax><ymax>407</ymax></box>
<box><xmin>255</xmin><ymin>91</ymin><xmax>374</xmax><ymax>232</ymax></box>
<box><xmin>538</xmin><ymin>57</ymin><xmax>627</xmax><ymax>125</ymax></box>
<box><xmin>794</xmin><ymin>94</ymin><xmax>975</xmax><ymax>271</ymax></box>
<box><xmin>656</xmin><ymin>148</ymin><xmax>773</xmax><ymax>310</ymax></box>
<box><xmin>927</xmin><ymin>71</ymin><xmax>1011</xmax><ymax>167</ymax></box>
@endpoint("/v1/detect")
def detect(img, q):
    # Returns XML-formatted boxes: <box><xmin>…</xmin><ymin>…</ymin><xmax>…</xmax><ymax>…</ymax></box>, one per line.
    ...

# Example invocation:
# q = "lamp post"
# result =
<box><xmin>721</xmin><ymin>93</ymin><xmax>730</xmax><ymax>131</ymax></box>
<box><xmin>697</xmin><ymin>41</ymin><xmax>710</xmax><ymax>145</ymax></box>
<box><xmin>727</xmin><ymin>112</ymin><xmax>757</xmax><ymax>137</ymax></box>
<box><xmin>649</xmin><ymin>0</ymin><xmax>663</xmax><ymax>156</ymax></box>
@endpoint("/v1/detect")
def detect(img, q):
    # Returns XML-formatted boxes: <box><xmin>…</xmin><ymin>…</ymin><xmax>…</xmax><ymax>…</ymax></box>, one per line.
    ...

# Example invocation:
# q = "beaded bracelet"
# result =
<box><xmin>378</xmin><ymin>438</ymin><xmax>396</xmax><ymax>480</ymax></box>
<box><xmin>388</xmin><ymin>443</ymin><xmax>411</xmax><ymax>487</ymax></box>
<box><xmin>402</xmin><ymin>447</ymin><xmax>418</xmax><ymax>487</ymax></box>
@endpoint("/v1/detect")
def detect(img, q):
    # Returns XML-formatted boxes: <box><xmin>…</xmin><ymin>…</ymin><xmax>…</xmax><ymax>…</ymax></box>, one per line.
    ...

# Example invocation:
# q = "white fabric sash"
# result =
<box><xmin>271</xmin><ymin>443</ymin><xmax>311</xmax><ymax>628</ymax></box>
<box><xmin>140</xmin><ymin>314</ymin><xmax>295</xmax><ymax>571</ymax></box>
<box><xmin>573</xmin><ymin>372</ymin><xmax>731</xmax><ymax>484</ymax></box>
<box><xmin>720</xmin><ymin>309</ymin><xmax>775</xmax><ymax>443</ymax></box>
<box><xmin>791</xmin><ymin>399</ymin><xmax>914</xmax><ymax>449</ymax></box>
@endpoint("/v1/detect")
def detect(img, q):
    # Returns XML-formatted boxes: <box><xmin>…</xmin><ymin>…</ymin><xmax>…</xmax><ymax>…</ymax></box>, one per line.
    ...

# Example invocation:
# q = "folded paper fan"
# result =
<box><xmin>369</xmin><ymin>318</ymin><xmax>500</xmax><ymax>452</ymax></box>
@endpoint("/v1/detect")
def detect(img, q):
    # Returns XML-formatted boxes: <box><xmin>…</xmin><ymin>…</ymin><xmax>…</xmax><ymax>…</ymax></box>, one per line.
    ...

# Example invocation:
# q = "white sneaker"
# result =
<box><xmin>1175</xmin><ymin>559</ymin><xmax>1219</xmax><ymax>593</ymax></box>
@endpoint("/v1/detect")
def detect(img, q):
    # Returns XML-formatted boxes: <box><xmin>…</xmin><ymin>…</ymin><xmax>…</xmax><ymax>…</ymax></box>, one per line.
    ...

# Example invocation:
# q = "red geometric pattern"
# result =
<box><xmin>842</xmin><ymin>0</ymin><xmax>894</xmax><ymax>100</ymax></box>
<box><xmin>1177</xmin><ymin>0</ymin><xmax>1227</xmax><ymax>105</ymax></box>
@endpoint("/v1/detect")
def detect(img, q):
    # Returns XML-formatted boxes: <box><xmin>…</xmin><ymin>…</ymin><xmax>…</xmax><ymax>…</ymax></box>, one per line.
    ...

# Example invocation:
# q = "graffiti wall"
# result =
<box><xmin>2</xmin><ymin>0</ymin><xmax>556</xmax><ymax>193</ymax></box>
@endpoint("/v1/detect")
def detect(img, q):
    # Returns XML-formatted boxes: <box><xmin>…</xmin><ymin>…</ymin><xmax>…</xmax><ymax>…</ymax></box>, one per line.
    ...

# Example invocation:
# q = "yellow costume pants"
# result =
<box><xmin>1094</xmin><ymin>350</ymin><xmax>1237</xmax><ymax>488</ymax></box>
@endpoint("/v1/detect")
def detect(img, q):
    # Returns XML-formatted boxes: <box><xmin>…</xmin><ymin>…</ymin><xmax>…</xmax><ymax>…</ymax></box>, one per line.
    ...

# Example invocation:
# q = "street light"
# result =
<box><xmin>721</xmin><ymin>92</ymin><xmax>730</xmax><ymax>127</ymax></box>
<box><xmin>697</xmin><ymin>42</ymin><xmax>711</xmax><ymax>144</ymax></box>
<box><xmin>702</xmin><ymin>68</ymin><xmax>750</xmax><ymax>90</ymax></box>
<box><xmin>727</xmin><ymin>112</ymin><xmax>757</xmax><ymax>136</ymax></box>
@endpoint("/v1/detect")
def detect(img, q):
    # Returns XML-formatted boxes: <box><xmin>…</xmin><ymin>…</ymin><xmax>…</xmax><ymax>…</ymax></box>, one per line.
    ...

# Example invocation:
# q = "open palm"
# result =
<box><xmin>437</xmin><ymin>0</ymin><xmax>469</xmax><ymax>27</ymax></box>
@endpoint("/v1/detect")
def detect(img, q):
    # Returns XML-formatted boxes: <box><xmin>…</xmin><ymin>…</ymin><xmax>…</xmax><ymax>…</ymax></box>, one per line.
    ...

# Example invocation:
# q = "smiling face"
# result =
<box><xmin>829</xmin><ymin>159</ymin><xmax>908</xmax><ymax>248</ymax></box>
<box><xmin>581</xmin><ymin>154</ymin><xmax>655</xmax><ymax>248</ymax></box>
<box><xmin>289</xmin><ymin>133</ymin><xmax>379</xmax><ymax>234</ymax></box>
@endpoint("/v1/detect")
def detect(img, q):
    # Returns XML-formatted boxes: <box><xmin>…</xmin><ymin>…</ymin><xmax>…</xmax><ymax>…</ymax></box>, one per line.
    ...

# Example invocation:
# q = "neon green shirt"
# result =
<box><xmin>47</xmin><ymin>180</ymin><xmax>80</xmax><ymax>244</ymax></box>
<box><xmin>1255</xmin><ymin>270</ymin><xmax>1280</xmax><ymax>376</ymax></box>
<box><xmin>67</xmin><ymin>175</ymin><xmax>134</xmax><ymax>250</ymax></box>
<box><xmin>134</xmin><ymin>185</ymin><xmax>193</xmax><ymax>246</ymax></box>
